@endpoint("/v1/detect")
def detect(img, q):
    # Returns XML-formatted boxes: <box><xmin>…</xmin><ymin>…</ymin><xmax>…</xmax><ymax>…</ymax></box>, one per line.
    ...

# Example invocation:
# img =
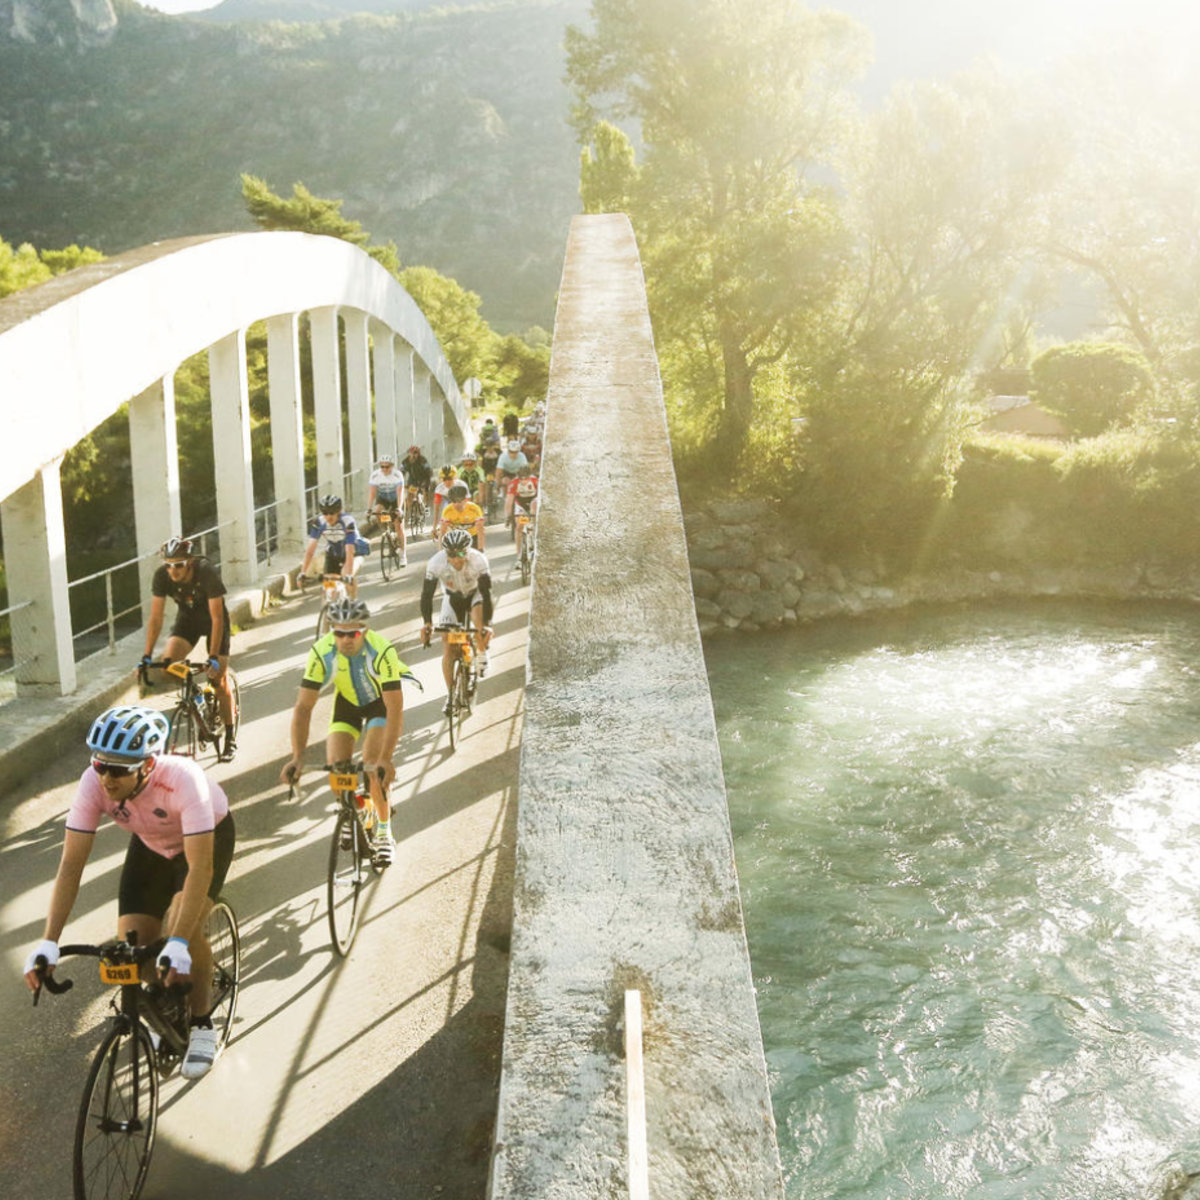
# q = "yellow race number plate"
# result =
<box><xmin>328</xmin><ymin>771</ymin><xmax>358</xmax><ymax>792</ymax></box>
<box><xmin>100</xmin><ymin>962</ymin><xmax>137</xmax><ymax>986</ymax></box>
<box><xmin>447</xmin><ymin>631</ymin><xmax>470</xmax><ymax>645</ymax></box>
<box><xmin>166</xmin><ymin>661</ymin><xmax>190</xmax><ymax>680</ymax></box>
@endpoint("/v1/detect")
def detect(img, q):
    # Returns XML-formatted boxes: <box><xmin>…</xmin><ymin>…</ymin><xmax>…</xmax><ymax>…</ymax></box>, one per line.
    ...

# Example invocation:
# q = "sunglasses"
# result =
<box><xmin>446</xmin><ymin>552</ymin><xmax>467</xmax><ymax>560</ymax></box>
<box><xmin>92</xmin><ymin>759</ymin><xmax>140</xmax><ymax>778</ymax></box>
<box><xmin>165</xmin><ymin>561</ymin><xmax>189</xmax><ymax>570</ymax></box>
<box><xmin>333</xmin><ymin>628</ymin><xmax>365</xmax><ymax>639</ymax></box>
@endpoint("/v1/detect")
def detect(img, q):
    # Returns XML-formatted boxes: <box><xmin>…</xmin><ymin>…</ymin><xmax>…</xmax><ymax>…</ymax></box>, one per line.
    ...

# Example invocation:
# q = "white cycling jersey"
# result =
<box><xmin>426</xmin><ymin>548</ymin><xmax>491</xmax><ymax>595</ymax></box>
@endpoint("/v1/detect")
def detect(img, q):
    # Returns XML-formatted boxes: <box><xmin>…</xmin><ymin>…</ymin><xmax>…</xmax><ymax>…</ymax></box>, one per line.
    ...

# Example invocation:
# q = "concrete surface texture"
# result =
<box><xmin>1</xmin><ymin>519</ymin><xmax>524</xmax><ymax>1199</ymax></box>
<box><xmin>488</xmin><ymin>214</ymin><xmax>785</xmax><ymax>1198</ymax></box>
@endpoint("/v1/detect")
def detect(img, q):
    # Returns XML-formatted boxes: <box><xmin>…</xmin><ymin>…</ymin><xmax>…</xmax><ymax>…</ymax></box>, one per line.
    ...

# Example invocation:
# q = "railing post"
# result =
<box><xmin>0</xmin><ymin>458</ymin><xmax>77</xmax><ymax>695</ymax></box>
<box><xmin>128</xmin><ymin>373</ymin><xmax>182</xmax><ymax>623</ymax></box>
<box><xmin>344</xmin><ymin>309</ymin><xmax>373</xmax><ymax>511</ymax></box>
<box><xmin>208</xmin><ymin>330</ymin><xmax>258</xmax><ymax>587</ymax></box>
<box><xmin>311</xmin><ymin>305</ymin><xmax>344</xmax><ymax>502</ymax></box>
<box><xmin>266</xmin><ymin>312</ymin><xmax>308</xmax><ymax>563</ymax></box>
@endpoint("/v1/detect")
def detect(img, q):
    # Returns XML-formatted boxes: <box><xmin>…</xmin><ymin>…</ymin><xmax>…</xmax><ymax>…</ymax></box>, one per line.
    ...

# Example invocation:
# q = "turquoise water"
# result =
<box><xmin>706</xmin><ymin>602</ymin><xmax>1200</xmax><ymax>1200</ymax></box>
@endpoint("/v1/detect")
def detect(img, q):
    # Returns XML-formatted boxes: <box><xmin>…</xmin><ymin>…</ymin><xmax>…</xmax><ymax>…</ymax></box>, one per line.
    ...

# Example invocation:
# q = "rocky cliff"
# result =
<box><xmin>1</xmin><ymin>0</ymin><xmax>117</xmax><ymax>46</ymax></box>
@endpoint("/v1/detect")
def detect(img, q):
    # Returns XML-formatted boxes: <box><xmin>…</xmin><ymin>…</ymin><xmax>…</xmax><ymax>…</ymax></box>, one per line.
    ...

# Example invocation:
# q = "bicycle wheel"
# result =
<box><xmin>166</xmin><ymin>702</ymin><xmax>196</xmax><ymax>758</ymax></box>
<box><xmin>227</xmin><ymin>671</ymin><xmax>242</xmax><ymax>742</ymax></box>
<box><xmin>327</xmin><ymin>810</ymin><xmax>363</xmax><ymax>956</ymax></box>
<box><xmin>520</xmin><ymin>540</ymin><xmax>531</xmax><ymax>586</ymax></box>
<box><xmin>379</xmin><ymin>532</ymin><xmax>394</xmax><ymax>581</ymax></box>
<box><xmin>315</xmin><ymin>603</ymin><xmax>331</xmax><ymax>641</ymax></box>
<box><xmin>74</xmin><ymin>1022</ymin><xmax>159</xmax><ymax>1200</ymax></box>
<box><xmin>204</xmin><ymin>900</ymin><xmax>241</xmax><ymax>1055</ymax></box>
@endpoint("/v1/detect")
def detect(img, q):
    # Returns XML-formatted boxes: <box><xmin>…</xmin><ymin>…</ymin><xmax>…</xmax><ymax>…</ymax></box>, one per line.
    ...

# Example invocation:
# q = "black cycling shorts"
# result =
<box><xmin>118</xmin><ymin>814</ymin><xmax>235</xmax><ymax>920</ymax></box>
<box><xmin>323</xmin><ymin>549</ymin><xmax>347</xmax><ymax>575</ymax></box>
<box><xmin>330</xmin><ymin>692</ymin><xmax>387</xmax><ymax>736</ymax></box>
<box><xmin>169</xmin><ymin>609</ymin><xmax>231</xmax><ymax>657</ymax></box>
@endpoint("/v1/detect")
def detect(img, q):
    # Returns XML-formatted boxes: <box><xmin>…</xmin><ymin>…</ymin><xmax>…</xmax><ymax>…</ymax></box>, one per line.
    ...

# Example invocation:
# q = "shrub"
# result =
<box><xmin>1030</xmin><ymin>341</ymin><xmax>1154</xmax><ymax>437</ymax></box>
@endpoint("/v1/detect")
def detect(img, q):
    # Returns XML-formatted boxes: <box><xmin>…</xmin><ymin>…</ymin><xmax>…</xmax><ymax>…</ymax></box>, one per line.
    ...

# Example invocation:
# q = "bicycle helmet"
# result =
<box><xmin>507</xmin><ymin>440</ymin><xmax>520</xmax><ymax>452</ymax></box>
<box><xmin>461</xmin><ymin>452</ymin><xmax>476</xmax><ymax>463</ymax></box>
<box><xmin>327</xmin><ymin>598</ymin><xmax>370</xmax><ymax>625</ymax></box>
<box><xmin>160</xmin><ymin>536</ymin><xmax>193</xmax><ymax>559</ymax></box>
<box><xmin>378</xmin><ymin>454</ymin><xmax>396</xmax><ymax>466</ymax></box>
<box><xmin>439</xmin><ymin>466</ymin><xmax>456</xmax><ymax>480</ymax></box>
<box><xmin>448</xmin><ymin>483</ymin><xmax>469</xmax><ymax>502</ymax></box>
<box><xmin>319</xmin><ymin>494</ymin><xmax>342</xmax><ymax>513</ymax></box>
<box><xmin>407</xmin><ymin>444</ymin><xmax>422</xmax><ymax>455</ymax></box>
<box><xmin>517</xmin><ymin>464</ymin><xmax>533</xmax><ymax>477</ymax></box>
<box><xmin>443</xmin><ymin>528</ymin><xmax>472</xmax><ymax>554</ymax></box>
<box><xmin>86</xmin><ymin>706</ymin><xmax>170</xmax><ymax>761</ymax></box>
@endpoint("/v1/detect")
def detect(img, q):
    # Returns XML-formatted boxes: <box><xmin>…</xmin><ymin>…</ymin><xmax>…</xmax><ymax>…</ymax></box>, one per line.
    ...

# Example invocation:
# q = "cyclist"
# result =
<box><xmin>520</xmin><ymin>426</ymin><xmax>542</xmax><ymax>471</ymax></box>
<box><xmin>501</xmin><ymin>410</ymin><xmax>520</xmax><ymax>440</ymax></box>
<box><xmin>432</xmin><ymin>465</ymin><xmax>459</xmax><ymax>532</ymax></box>
<box><xmin>508</xmin><ymin>464</ymin><xmax>540</xmax><ymax>557</ymax></box>
<box><xmin>367</xmin><ymin>454</ymin><xmax>408</xmax><ymax>568</ymax></box>
<box><xmin>495</xmin><ymin>440</ymin><xmax>529</xmax><ymax>527</ymax></box>
<box><xmin>478</xmin><ymin>439</ymin><xmax>503</xmax><ymax>512</ymax></box>
<box><xmin>457</xmin><ymin>452</ymin><xmax>487</xmax><ymax>511</ymax></box>
<box><xmin>141</xmin><ymin>537</ymin><xmax>236</xmax><ymax>762</ymax></box>
<box><xmin>22</xmin><ymin>706</ymin><xmax>236</xmax><ymax>1080</ymax></box>
<box><xmin>281</xmin><ymin>598</ymin><xmax>411</xmax><ymax>867</ymax></box>
<box><xmin>298</xmin><ymin>495</ymin><xmax>363</xmax><ymax>598</ymax></box>
<box><xmin>403</xmin><ymin>444</ymin><xmax>432</xmax><ymax>505</ymax></box>
<box><xmin>478</xmin><ymin>417</ymin><xmax>501</xmax><ymax>448</ymax></box>
<box><xmin>420</xmin><ymin>527</ymin><xmax>494</xmax><ymax>702</ymax></box>
<box><xmin>439</xmin><ymin>483</ymin><xmax>486</xmax><ymax>550</ymax></box>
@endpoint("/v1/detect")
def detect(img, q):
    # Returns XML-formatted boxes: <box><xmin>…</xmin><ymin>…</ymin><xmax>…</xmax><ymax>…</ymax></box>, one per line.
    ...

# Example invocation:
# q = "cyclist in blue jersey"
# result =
<box><xmin>367</xmin><ymin>454</ymin><xmax>408</xmax><ymax>568</ymax></box>
<box><xmin>298</xmin><ymin>495</ymin><xmax>362</xmax><ymax>598</ymax></box>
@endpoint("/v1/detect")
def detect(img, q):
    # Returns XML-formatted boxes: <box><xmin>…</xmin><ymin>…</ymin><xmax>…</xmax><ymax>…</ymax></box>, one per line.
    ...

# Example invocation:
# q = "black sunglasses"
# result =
<box><xmin>92</xmin><ymin>759</ymin><xmax>140</xmax><ymax>778</ymax></box>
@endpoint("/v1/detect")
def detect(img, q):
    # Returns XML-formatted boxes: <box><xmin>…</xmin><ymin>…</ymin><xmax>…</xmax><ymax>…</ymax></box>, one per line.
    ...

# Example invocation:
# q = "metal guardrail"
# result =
<box><xmin>0</xmin><ymin>597</ymin><xmax>34</xmax><ymax>681</ymax></box>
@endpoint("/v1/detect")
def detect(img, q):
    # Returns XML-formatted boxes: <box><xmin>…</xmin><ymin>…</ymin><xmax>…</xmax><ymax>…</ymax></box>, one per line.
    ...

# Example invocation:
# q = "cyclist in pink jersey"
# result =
<box><xmin>21</xmin><ymin>707</ymin><xmax>235</xmax><ymax>1080</ymax></box>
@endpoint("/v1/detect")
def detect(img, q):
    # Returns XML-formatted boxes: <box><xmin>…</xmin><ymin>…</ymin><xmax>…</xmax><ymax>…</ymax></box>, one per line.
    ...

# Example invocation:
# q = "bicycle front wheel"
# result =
<box><xmin>166</xmin><ymin>702</ymin><xmax>196</xmax><ymax>758</ymax></box>
<box><xmin>315</xmin><ymin>604</ymin><xmax>331</xmax><ymax>641</ymax></box>
<box><xmin>205</xmin><ymin>900</ymin><xmax>241</xmax><ymax>1055</ymax></box>
<box><xmin>379</xmin><ymin>532</ymin><xmax>395</xmax><ymax>581</ymax></box>
<box><xmin>327</xmin><ymin>811</ymin><xmax>363</xmax><ymax>955</ymax></box>
<box><xmin>74</xmin><ymin>1022</ymin><xmax>159</xmax><ymax>1200</ymax></box>
<box><xmin>227</xmin><ymin>671</ymin><xmax>242</xmax><ymax>742</ymax></box>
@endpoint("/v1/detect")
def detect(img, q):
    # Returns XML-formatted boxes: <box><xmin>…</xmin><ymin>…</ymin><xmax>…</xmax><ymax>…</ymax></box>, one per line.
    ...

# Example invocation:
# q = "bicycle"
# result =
<box><xmin>31</xmin><ymin>903</ymin><xmax>241</xmax><ymax>1200</ymax></box>
<box><xmin>427</xmin><ymin>622</ymin><xmax>481</xmax><ymax>752</ymax></box>
<box><xmin>376</xmin><ymin>508</ymin><xmax>402</xmax><ymax>581</ymax></box>
<box><xmin>301</xmin><ymin>573</ymin><xmax>350</xmax><ymax>640</ymax></box>
<box><xmin>516</xmin><ymin>511</ymin><xmax>536</xmax><ymax>586</ymax></box>
<box><xmin>322</xmin><ymin>760</ymin><xmax>387</xmax><ymax>955</ymax></box>
<box><xmin>483</xmin><ymin>472</ymin><xmax>501</xmax><ymax>521</ymax></box>
<box><xmin>139</xmin><ymin>661</ymin><xmax>241</xmax><ymax>764</ymax></box>
<box><xmin>404</xmin><ymin>486</ymin><xmax>427</xmax><ymax>540</ymax></box>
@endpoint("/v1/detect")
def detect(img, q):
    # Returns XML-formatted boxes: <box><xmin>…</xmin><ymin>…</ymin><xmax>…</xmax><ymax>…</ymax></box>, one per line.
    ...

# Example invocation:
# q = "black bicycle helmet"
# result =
<box><xmin>442</xmin><ymin>528</ymin><xmax>472</xmax><ymax>554</ymax></box>
<box><xmin>319</xmin><ymin>494</ymin><xmax>342</xmax><ymax>513</ymax></box>
<box><xmin>160</xmin><ymin>536</ymin><xmax>194</xmax><ymax>559</ymax></box>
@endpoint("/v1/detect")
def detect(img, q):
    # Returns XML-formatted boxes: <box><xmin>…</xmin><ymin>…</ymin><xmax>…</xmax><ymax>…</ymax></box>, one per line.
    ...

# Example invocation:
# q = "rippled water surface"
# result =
<box><xmin>706</xmin><ymin>602</ymin><xmax>1200</xmax><ymax>1200</ymax></box>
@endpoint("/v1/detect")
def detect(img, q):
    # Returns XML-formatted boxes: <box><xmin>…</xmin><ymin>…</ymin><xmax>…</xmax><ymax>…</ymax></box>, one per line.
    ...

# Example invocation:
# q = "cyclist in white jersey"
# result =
<box><xmin>420</xmin><ymin>528</ymin><xmax>494</xmax><ymax>708</ymax></box>
<box><xmin>367</xmin><ymin>455</ymin><xmax>408</xmax><ymax>567</ymax></box>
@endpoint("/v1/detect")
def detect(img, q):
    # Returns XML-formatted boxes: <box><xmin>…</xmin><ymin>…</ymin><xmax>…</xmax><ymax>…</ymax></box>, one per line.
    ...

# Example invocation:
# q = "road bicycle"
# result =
<box><xmin>515</xmin><ymin>511</ymin><xmax>536</xmax><ymax>586</ymax></box>
<box><xmin>139</xmin><ymin>661</ymin><xmax>241</xmax><ymax>763</ymax></box>
<box><xmin>404</xmin><ymin>485</ymin><xmax>427</xmax><ymax>540</ymax></box>
<box><xmin>31</xmin><ymin>903</ymin><xmax>240</xmax><ymax>1200</ymax></box>
<box><xmin>301</xmin><ymin>572</ymin><xmax>350</xmax><ymax>640</ymax></box>
<box><xmin>376</xmin><ymin>507</ymin><xmax>402</xmax><ymax>581</ymax></box>
<box><xmin>324</xmin><ymin>760</ymin><xmax>386</xmax><ymax>955</ymax></box>
<box><xmin>431</xmin><ymin>622</ymin><xmax>481</xmax><ymax>752</ymax></box>
<box><xmin>483</xmin><ymin>472</ymin><xmax>501</xmax><ymax>521</ymax></box>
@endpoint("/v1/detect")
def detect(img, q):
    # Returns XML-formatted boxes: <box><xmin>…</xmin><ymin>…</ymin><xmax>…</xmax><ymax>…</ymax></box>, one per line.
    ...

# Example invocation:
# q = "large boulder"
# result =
<box><xmin>690</xmin><ymin>567</ymin><xmax>720</xmax><ymax>599</ymax></box>
<box><xmin>717</xmin><ymin>569</ymin><xmax>760</xmax><ymax>592</ymax></box>
<box><xmin>749</xmin><ymin>591</ymin><xmax>785</xmax><ymax>625</ymax></box>
<box><xmin>709</xmin><ymin>498</ymin><xmax>770</xmax><ymax>524</ymax></box>
<box><xmin>715</xmin><ymin>589</ymin><xmax>755</xmax><ymax>620</ymax></box>
<box><xmin>757</xmin><ymin>559</ymin><xmax>794</xmax><ymax>590</ymax></box>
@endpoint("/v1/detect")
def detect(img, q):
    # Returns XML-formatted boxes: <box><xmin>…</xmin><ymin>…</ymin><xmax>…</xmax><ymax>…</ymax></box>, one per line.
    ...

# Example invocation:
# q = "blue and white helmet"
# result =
<box><xmin>86</xmin><ymin>706</ymin><xmax>170</xmax><ymax>761</ymax></box>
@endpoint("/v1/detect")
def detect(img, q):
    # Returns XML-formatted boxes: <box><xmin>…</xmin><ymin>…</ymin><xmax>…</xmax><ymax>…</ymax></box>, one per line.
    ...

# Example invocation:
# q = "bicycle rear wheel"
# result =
<box><xmin>204</xmin><ymin>900</ymin><xmax>241</xmax><ymax>1054</ymax></box>
<box><xmin>166</xmin><ymin>702</ymin><xmax>197</xmax><ymax>758</ymax></box>
<box><xmin>379</xmin><ymin>532</ymin><xmax>395</xmax><ymax>581</ymax></box>
<box><xmin>327</xmin><ymin>810</ymin><xmax>363</xmax><ymax>955</ymax></box>
<box><xmin>227</xmin><ymin>671</ymin><xmax>242</xmax><ymax>742</ymax></box>
<box><xmin>520</xmin><ymin>540</ymin><xmax>531</xmax><ymax>586</ymax></box>
<box><xmin>74</xmin><ymin>1022</ymin><xmax>159</xmax><ymax>1200</ymax></box>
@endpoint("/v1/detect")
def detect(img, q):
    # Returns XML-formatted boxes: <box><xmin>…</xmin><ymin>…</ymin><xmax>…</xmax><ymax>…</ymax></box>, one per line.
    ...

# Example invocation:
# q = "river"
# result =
<box><xmin>706</xmin><ymin>601</ymin><xmax>1200</xmax><ymax>1200</ymax></box>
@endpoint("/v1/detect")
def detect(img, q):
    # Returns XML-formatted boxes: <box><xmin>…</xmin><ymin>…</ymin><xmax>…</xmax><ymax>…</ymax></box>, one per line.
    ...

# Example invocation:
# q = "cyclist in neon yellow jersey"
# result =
<box><xmin>280</xmin><ymin>598</ymin><xmax>414</xmax><ymax>867</ymax></box>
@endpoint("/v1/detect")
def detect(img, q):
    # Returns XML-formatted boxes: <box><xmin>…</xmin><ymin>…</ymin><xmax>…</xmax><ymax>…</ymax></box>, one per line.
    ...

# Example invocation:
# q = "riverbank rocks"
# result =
<box><xmin>684</xmin><ymin>499</ymin><xmax>1200</xmax><ymax>635</ymax></box>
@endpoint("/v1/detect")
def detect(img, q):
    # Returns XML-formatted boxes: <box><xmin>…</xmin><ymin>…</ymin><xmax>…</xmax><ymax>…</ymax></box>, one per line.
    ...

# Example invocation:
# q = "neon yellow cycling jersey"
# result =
<box><xmin>301</xmin><ymin>629</ymin><xmax>411</xmax><ymax>706</ymax></box>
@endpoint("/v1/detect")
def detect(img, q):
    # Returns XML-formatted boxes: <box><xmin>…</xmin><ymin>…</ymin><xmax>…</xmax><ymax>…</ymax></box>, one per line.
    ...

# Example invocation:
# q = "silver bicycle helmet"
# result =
<box><xmin>86</xmin><ymin>706</ymin><xmax>170</xmax><ymax>760</ymax></box>
<box><xmin>327</xmin><ymin>598</ymin><xmax>370</xmax><ymax>625</ymax></box>
<box><xmin>378</xmin><ymin>454</ymin><xmax>396</xmax><ymax>466</ymax></box>
<box><xmin>442</xmin><ymin>528</ymin><xmax>472</xmax><ymax>554</ymax></box>
<box><xmin>319</xmin><ymin>494</ymin><xmax>342</xmax><ymax>513</ymax></box>
<box><xmin>160</xmin><ymin>536</ymin><xmax>193</xmax><ymax>559</ymax></box>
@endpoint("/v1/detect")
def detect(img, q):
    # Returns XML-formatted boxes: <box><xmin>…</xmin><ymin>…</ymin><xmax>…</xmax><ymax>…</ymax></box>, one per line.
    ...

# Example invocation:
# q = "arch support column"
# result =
<box><xmin>344</xmin><ymin>309</ymin><xmax>372</xmax><ymax>510</ymax></box>
<box><xmin>395</xmin><ymin>341</ymin><xmax>416</xmax><ymax>452</ymax></box>
<box><xmin>311</xmin><ymin>306</ymin><xmax>343</xmax><ymax>504</ymax></box>
<box><xmin>128</xmin><ymin>374</ymin><xmax>182</xmax><ymax>621</ymax></box>
<box><xmin>267</xmin><ymin>313</ymin><xmax>308</xmax><ymax>562</ymax></box>
<box><xmin>209</xmin><ymin>330</ymin><xmax>258</xmax><ymax>587</ymax></box>
<box><xmin>1</xmin><ymin>459</ymin><xmax>75</xmax><ymax>696</ymax></box>
<box><xmin>371</xmin><ymin>322</ymin><xmax>397</xmax><ymax>462</ymax></box>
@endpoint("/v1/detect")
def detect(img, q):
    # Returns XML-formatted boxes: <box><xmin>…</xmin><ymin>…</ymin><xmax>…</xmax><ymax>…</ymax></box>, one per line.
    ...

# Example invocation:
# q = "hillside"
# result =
<box><xmin>0</xmin><ymin>0</ymin><xmax>586</xmax><ymax>329</ymax></box>
<box><xmin>194</xmin><ymin>0</ymin><xmax>436</xmax><ymax>21</ymax></box>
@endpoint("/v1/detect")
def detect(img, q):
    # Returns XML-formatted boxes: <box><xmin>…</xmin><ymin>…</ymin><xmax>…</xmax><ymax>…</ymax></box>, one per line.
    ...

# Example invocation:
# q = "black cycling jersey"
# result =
<box><xmin>151</xmin><ymin>557</ymin><xmax>227</xmax><ymax>613</ymax></box>
<box><xmin>404</xmin><ymin>456</ymin><xmax>432</xmax><ymax>488</ymax></box>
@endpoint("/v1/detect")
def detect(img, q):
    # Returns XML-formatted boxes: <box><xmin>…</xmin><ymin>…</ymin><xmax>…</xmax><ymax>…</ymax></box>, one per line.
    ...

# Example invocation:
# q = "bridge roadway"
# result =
<box><xmin>1</xmin><ymin>515</ymin><xmax>525</xmax><ymax>1199</ymax></box>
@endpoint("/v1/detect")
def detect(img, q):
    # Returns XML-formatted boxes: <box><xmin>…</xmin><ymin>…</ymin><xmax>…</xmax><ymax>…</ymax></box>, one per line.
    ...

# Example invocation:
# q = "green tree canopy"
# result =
<box><xmin>579</xmin><ymin>120</ymin><xmax>639</xmax><ymax>215</ymax></box>
<box><xmin>1030</xmin><ymin>341</ymin><xmax>1154</xmax><ymax>437</ymax></box>
<box><xmin>0</xmin><ymin>237</ymin><xmax>105</xmax><ymax>298</ymax></box>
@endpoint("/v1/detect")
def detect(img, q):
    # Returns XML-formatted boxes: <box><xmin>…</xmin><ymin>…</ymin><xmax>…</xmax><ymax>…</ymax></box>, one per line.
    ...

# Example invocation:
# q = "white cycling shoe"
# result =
<box><xmin>372</xmin><ymin>834</ymin><xmax>395</xmax><ymax>868</ymax></box>
<box><xmin>181</xmin><ymin>1022</ymin><xmax>219</xmax><ymax>1080</ymax></box>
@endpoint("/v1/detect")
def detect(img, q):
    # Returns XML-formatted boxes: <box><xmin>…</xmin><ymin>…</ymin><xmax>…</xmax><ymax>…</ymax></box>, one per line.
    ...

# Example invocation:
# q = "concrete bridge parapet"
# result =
<box><xmin>488</xmin><ymin>214</ymin><xmax>785</xmax><ymax>1198</ymax></box>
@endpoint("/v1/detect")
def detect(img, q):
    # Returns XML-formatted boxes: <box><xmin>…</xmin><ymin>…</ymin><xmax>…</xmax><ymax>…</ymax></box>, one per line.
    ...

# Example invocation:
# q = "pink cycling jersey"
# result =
<box><xmin>67</xmin><ymin>755</ymin><xmax>230</xmax><ymax>859</ymax></box>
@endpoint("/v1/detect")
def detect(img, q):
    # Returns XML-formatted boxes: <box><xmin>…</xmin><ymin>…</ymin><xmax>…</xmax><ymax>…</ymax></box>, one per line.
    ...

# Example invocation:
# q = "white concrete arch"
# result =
<box><xmin>0</xmin><ymin>231</ymin><xmax>469</xmax><ymax>694</ymax></box>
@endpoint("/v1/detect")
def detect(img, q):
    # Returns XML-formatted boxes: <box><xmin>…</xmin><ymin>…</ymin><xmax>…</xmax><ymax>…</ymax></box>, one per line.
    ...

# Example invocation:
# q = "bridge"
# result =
<box><xmin>0</xmin><ymin>216</ymin><xmax>784</xmax><ymax>1198</ymax></box>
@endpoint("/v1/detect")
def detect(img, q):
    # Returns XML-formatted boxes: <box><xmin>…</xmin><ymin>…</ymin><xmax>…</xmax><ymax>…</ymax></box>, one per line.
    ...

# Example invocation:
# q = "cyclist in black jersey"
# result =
<box><xmin>141</xmin><ymin>538</ymin><xmax>236</xmax><ymax>761</ymax></box>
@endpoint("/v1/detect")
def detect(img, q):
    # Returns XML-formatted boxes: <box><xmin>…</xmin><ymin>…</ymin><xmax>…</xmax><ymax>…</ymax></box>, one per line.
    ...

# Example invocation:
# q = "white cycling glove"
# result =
<box><xmin>24</xmin><ymin>939</ymin><xmax>59</xmax><ymax>975</ymax></box>
<box><xmin>158</xmin><ymin>937</ymin><xmax>192</xmax><ymax>976</ymax></box>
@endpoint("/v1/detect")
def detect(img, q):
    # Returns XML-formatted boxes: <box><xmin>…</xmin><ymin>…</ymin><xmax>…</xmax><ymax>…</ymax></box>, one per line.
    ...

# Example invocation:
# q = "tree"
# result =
<box><xmin>0</xmin><ymin>236</ymin><xmax>105</xmax><ymax>298</ymax></box>
<box><xmin>579</xmin><ymin>120</ymin><xmax>639</xmax><ymax>214</ymax></box>
<box><xmin>1030</xmin><ymin>342</ymin><xmax>1153</xmax><ymax>437</ymax></box>
<box><xmin>567</xmin><ymin>0</ymin><xmax>871</xmax><ymax>476</ymax></box>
